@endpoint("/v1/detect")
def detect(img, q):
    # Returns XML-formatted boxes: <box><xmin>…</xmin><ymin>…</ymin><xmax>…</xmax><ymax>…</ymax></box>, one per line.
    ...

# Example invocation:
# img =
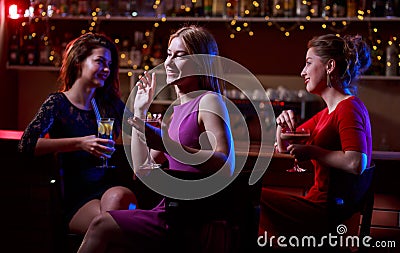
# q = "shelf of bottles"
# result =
<box><xmin>5</xmin><ymin>0</ymin><xmax>400</xmax><ymax>78</ymax></box>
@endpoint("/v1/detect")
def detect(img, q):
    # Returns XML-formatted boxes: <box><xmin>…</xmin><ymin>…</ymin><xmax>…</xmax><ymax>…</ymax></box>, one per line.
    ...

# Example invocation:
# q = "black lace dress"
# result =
<box><xmin>18</xmin><ymin>92</ymin><xmax>126</xmax><ymax>223</ymax></box>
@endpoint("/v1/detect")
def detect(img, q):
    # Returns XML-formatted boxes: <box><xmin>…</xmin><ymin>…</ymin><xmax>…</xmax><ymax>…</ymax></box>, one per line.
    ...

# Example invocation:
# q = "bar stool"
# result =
<box><xmin>328</xmin><ymin>163</ymin><xmax>376</xmax><ymax>253</ymax></box>
<box><xmin>164</xmin><ymin>168</ymin><xmax>263</xmax><ymax>253</ymax></box>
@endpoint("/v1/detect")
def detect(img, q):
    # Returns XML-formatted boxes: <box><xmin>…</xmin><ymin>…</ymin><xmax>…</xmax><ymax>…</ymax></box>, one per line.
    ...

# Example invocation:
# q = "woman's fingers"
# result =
<box><xmin>276</xmin><ymin>110</ymin><xmax>296</xmax><ymax>130</ymax></box>
<box><xmin>127</xmin><ymin>117</ymin><xmax>145</xmax><ymax>132</ymax></box>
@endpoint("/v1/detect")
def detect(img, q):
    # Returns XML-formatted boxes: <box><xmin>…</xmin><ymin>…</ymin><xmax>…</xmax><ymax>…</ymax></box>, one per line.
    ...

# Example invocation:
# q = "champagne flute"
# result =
<box><xmin>138</xmin><ymin>112</ymin><xmax>162</xmax><ymax>171</ymax></box>
<box><xmin>97</xmin><ymin>118</ymin><xmax>115</xmax><ymax>168</ymax></box>
<box><xmin>280</xmin><ymin>128</ymin><xmax>310</xmax><ymax>172</ymax></box>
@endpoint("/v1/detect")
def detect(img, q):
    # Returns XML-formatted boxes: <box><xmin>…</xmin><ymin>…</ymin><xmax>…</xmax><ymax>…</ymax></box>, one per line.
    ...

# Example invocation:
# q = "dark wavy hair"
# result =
<box><xmin>58</xmin><ymin>33</ymin><xmax>120</xmax><ymax>110</ymax></box>
<box><xmin>307</xmin><ymin>34</ymin><xmax>371</xmax><ymax>95</ymax></box>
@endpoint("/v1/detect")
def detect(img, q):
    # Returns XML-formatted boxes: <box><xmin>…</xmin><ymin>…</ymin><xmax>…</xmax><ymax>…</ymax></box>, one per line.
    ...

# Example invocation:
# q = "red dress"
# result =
<box><xmin>259</xmin><ymin>96</ymin><xmax>372</xmax><ymax>239</ymax></box>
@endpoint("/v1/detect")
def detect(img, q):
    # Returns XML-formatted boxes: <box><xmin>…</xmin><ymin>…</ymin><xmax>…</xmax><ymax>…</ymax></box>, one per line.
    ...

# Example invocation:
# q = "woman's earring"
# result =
<box><xmin>327</xmin><ymin>72</ymin><xmax>332</xmax><ymax>88</ymax></box>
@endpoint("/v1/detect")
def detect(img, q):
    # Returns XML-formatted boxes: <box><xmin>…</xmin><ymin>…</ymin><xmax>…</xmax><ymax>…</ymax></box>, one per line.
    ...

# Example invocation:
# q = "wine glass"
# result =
<box><xmin>97</xmin><ymin>118</ymin><xmax>115</xmax><ymax>169</ymax></box>
<box><xmin>280</xmin><ymin>128</ymin><xmax>310</xmax><ymax>172</ymax></box>
<box><xmin>138</xmin><ymin>113</ymin><xmax>162</xmax><ymax>171</ymax></box>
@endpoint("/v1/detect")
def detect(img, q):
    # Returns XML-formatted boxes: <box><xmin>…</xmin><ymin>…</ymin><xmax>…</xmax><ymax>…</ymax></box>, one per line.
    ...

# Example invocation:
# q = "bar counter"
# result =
<box><xmin>234</xmin><ymin>141</ymin><xmax>400</xmax><ymax>161</ymax></box>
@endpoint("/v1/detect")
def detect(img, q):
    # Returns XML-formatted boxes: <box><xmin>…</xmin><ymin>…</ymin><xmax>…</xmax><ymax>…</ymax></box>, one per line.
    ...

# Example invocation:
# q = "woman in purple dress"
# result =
<box><xmin>77</xmin><ymin>25</ymin><xmax>235</xmax><ymax>253</ymax></box>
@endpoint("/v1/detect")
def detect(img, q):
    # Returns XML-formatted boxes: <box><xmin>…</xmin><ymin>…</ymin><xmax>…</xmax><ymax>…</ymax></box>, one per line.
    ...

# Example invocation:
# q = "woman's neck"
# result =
<box><xmin>322</xmin><ymin>89</ymin><xmax>352</xmax><ymax>113</ymax></box>
<box><xmin>63</xmin><ymin>84</ymin><xmax>96</xmax><ymax>110</ymax></box>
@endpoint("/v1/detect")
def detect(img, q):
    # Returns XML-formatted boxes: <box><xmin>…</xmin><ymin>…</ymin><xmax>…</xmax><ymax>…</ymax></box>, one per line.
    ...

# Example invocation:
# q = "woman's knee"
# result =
<box><xmin>102</xmin><ymin>186</ymin><xmax>137</xmax><ymax>209</ymax></box>
<box><xmin>86</xmin><ymin>212</ymin><xmax>121</xmax><ymax>243</ymax></box>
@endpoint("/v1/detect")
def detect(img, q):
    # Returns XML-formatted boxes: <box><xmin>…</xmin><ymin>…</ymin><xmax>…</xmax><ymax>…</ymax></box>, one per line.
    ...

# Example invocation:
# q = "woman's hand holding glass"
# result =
<box><xmin>280</xmin><ymin>128</ymin><xmax>310</xmax><ymax>172</ymax></box>
<box><xmin>276</xmin><ymin>110</ymin><xmax>310</xmax><ymax>172</ymax></box>
<box><xmin>96</xmin><ymin>118</ymin><xmax>116</xmax><ymax>168</ymax></box>
<box><xmin>129</xmin><ymin>71</ymin><xmax>164</xmax><ymax>176</ymax></box>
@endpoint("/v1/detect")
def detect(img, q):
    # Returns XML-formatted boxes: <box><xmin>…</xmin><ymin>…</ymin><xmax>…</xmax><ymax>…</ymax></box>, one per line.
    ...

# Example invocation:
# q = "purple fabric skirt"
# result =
<box><xmin>108</xmin><ymin>198</ymin><xmax>168</xmax><ymax>252</ymax></box>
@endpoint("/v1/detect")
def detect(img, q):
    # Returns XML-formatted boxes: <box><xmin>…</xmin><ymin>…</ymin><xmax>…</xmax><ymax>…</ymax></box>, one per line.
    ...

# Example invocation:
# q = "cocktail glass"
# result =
<box><xmin>97</xmin><ymin>118</ymin><xmax>115</xmax><ymax>168</ymax></box>
<box><xmin>139</xmin><ymin>113</ymin><xmax>162</xmax><ymax>171</ymax></box>
<box><xmin>281</xmin><ymin>128</ymin><xmax>310</xmax><ymax>172</ymax></box>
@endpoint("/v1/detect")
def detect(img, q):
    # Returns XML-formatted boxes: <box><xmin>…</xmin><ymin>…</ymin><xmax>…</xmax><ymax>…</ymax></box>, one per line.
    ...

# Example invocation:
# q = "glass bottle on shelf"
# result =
<box><xmin>310</xmin><ymin>0</ymin><xmax>320</xmax><ymax>17</ymax></box>
<box><xmin>78</xmin><ymin>0</ymin><xmax>89</xmax><ymax>15</ymax></box>
<box><xmin>204</xmin><ymin>0</ymin><xmax>213</xmax><ymax>16</ymax></box>
<box><xmin>296</xmin><ymin>0</ymin><xmax>309</xmax><ymax>17</ymax></box>
<box><xmin>193</xmin><ymin>0</ymin><xmax>205</xmax><ymax>16</ymax></box>
<box><xmin>8</xmin><ymin>32</ymin><xmax>21</xmax><ymax>65</ymax></box>
<box><xmin>130</xmin><ymin>31</ymin><xmax>143</xmax><ymax>70</ymax></box>
<box><xmin>213</xmin><ymin>0</ymin><xmax>226</xmax><ymax>17</ymax></box>
<box><xmin>272</xmin><ymin>0</ymin><xmax>284</xmax><ymax>17</ymax></box>
<box><xmin>228</xmin><ymin>0</ymin><xmax>239</xmax><ymax>17</ymax></box>
<box><xmin>283</xmin><ymin>0</ymin><xmax>295</xmax><ymax>17</ymax></box>
<box><xmin>164</xmin><ymin>0</ymin><xmax>175</xmax><ymax>16</ymax></box>
<box><xmin>332</xmin><ymin>0</ymin><xmax>346</xmax><ymax>17</ymax></box>
<box><xmin>24</xmin><ymin>25</ymin><xmax>39</xmax><ymax>66</ymax></box>
<box><xmin>371</xmin><ymin>0</ymin><xmax>385</xmax><ymax>17</ymax></box>
<box><xmin>119</xmin><ymin>37</ymin><xmax>132</xmax><ymax>68</ymax></box>
<box><xmin>249</xmin><ymin>0</ymin><xmax>262</xmax><ymax>16</ymax></box>
<box><xmin>241</xmin><ymin>0</ymin><xmax>253</xmax><ymax>17</ymax></box>
<box><xmin>385</xmin><ymin>36</ymin><xmax>399</xmax><ymax>76</ymax></box>
<box><xmin>321</xmin><ymin>0</ymin><xmax>333</xmax><ymax>18</ymax></box>
<box><xmin>346</xmin><ymin>0</ymin><xmax>357</xmax><ymax>17</ymax></box>
<box><xmin>366</xmin><ymin>35</ymin><xmax>385</xmax><ymax>76</ymax></box>
<box><xmin>358</xmin><ymin>0</ymin><xmax>371</xmax><ymax>17</ymax></box>
<box><xmin>151</xmin><ymin>39</ymin><xmax>164</xmax><ymax>67</ymax></box>
<box><xmin>39</xmin><ymin>34</ymin><xmax>52</xmax><ymax>65</ymax></box>
<box><xmin>384</xmin><ymin>0</ymin><xmax>395</xmax><ymax>17</ymax></box>
<box><xmin>262</xmin><ymin>0</ymin><xmax>273</xmax><ymax>17</ymax></box>
<box><xmin>52</xmin><ymin>37</ymin><xmax>63</xmax><ymax>67</ymax></box>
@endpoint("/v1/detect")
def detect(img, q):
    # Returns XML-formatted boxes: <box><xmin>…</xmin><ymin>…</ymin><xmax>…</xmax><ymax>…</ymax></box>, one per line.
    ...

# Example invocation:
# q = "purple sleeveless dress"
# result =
<box><xmin>109</xmin><ymin>92</ymin><xmax>218</xmax><ymax>251</ymax></box>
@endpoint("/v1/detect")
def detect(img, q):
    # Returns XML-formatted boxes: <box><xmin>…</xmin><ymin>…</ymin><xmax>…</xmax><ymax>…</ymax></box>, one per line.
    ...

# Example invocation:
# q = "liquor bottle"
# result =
<box><xmin>119</xmin><ymin>37</ymin><xmax>131</xmax><ymax>68</ymax></box>
<box><xmin>193</xmin><ymin>0</ymin><xmax>205</xmax><ymax>16</ymax></box>
<box><xmin>366</xmin><ymin>36</ymin><xmax>385</xmax><ymax>76</ymax></box>
<box><xmin>332</xmin><ymin>0</ymin><xmax>346</xmax><ymax>17</ymax></box>
<box><xmin>8</xmin><ymin>32</ymin><xmax>21</xmax><ymax>65</ymax></box>
<box><xmin>371</xmin><ymin>0</ymin><xmax>385</xmax><ymax>16</ymax></box>
<box><xmin>395</xmin><ymin>0</ymin><xmax>400</xmax><ymax>16</ymax></box>
<box><xmin>130</xmin><ymin>31</ymin><xmax>143</xmax><ymax>69</ymax></box>
<box><xmin>249</xmin><ymin>0</ymin><xmax>262</xmax><ymax>16</ymax></box>
<box><xmin>69</xmin><ymin>0</ymin><xmax>79</xmax><ymax>15</ymax></box>
<box><xmin>52</xmin><ymin>37</ymin><xmax>63</xmax><ymax>67</ymax></box>
<box><xmin>346</xmin><ymin>0</ymin><xmax>357</xmax><ymax>17</ymax></box>
<box><xmin>241</xmin><ymin>0</ymin><xmax>252</xmax><ymax>17</ymax></box>
<box><xmin>228</xmin><ymin>0</ymin><xmax>239</xmax><ymax>17</ymax></box>
<box><xmin>24</xmin><ymin>25</ymin><xmax>39</xmax><ymax>65</ymax></box>
<box><xmin>321</xmin><ymin>0</ymin><xmax>333</xmax><ymax>17</ymax></box>
<box><xmin>204</xmin><ymin>0</ymin><xmax>213</xmax><ymax>16</ymax></box>
<box><xmin>261</xmin><ymin>0</ymin><xmax>272</xmax><ymax>16</ymax></box>
<box><xmin>59</xmin><ymin>0</ymin><xmax>69</xmax><ymax>16</ymax></box>
<box><xmin>39</xmin><ymin>35</ymin><xmax>52</xmax><ymax>65</ymax></box>
<box><xmin>283</xmin><ymin>0</ymin><xmax>295</xmax><ymax>17</ymax></box>
<box><xmin>173</xmin><ymin>0</ymin><xmax>184</xmax><ymax>16</ymax></box>
<box><xmin>142</xmin><ymin>0</ymin><xmax>156</xmax><ymax>16</ymax></box>
<box><xmin>164</xmin><ymin>0</ymin><xmax>175</xmax><ymax>16</ymax></box>
<box><xmin>98</xmin><ymin>0</ymin><xmax>110</xmax><ymax>15</ymax></box>
<box><xmin>151</xmin><ymin>39</ymin><xmax>164</xmax><ymax>67</ymax></box>
<box><xmin>296</xmin><ymin>0</ymin><xmax>309</xmax><ymax>17</ymax></box>
<box><xmin>310</xmin><ymin>0</ymin><xmax>320</xmax><ymax>17</ymax></box>
<box><xmin>384</xmin><ymin>0</ymin><xmax>395</xmax><ymax>17</ymax></box>
<box><xmin>358</xmin><ymin>0</ymin><xmax>371</xmax><ymax>17</ymax></box>
<box><xmin>78</xmin><ymin>0</ymin><xmax>89</xmax><ymax>15</ymax></box>
<box><xmin>385</xmin><ymin>36</ymin><xmax>399</xmax><ymax>76</ymax></box>
<box><xmin>212</xmin><ymin>0</ymin><xmax>226</xmax><ymax>17</ymax></box>
<box><xmin>272</xmin><ymin>0</ymin><xmax>284</xmax><ymax>16</ymax></box>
